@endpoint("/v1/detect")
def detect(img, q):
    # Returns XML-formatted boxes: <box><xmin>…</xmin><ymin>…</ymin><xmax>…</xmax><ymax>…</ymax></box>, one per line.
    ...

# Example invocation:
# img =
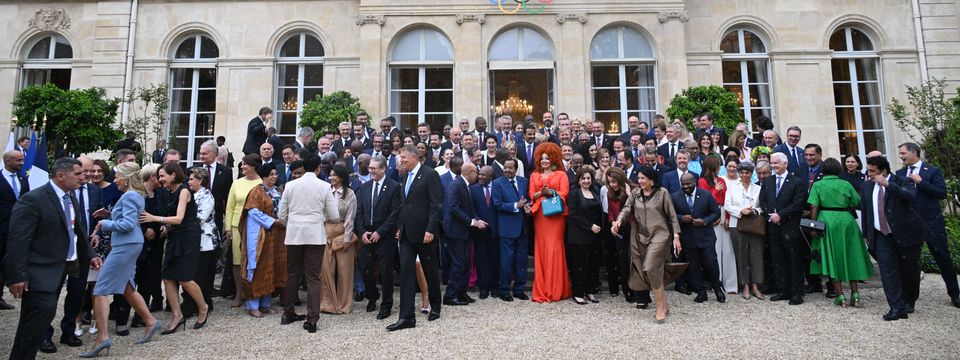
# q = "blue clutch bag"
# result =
<box><xmin>541</xmin><ymin>195</ymin><xmax>563</xmax><ymax>216</ymax></box>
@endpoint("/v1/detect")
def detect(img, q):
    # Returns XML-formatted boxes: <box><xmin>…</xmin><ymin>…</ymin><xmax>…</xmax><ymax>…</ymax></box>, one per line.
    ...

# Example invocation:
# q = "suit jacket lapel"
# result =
<box><xmin>44</xmin><ymin>185</ymin><xmax>70</xmax><ymax>234</ymax></box>
<box><xmin>372</xmin><ymin>181</ymin><xmax>387</xmax><ymax>209</ymax></box>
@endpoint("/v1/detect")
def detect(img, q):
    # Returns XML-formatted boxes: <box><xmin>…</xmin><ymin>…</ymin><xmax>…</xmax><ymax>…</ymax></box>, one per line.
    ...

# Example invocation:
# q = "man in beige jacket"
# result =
<box><xmin>277</xmin><ymin>153</ymin><xmax>340</xmax><ymax>333</ymax></box>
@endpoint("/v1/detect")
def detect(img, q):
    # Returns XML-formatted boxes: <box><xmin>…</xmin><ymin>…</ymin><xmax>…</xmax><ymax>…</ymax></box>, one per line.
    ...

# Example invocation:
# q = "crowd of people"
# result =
<box><xmin>2</xmin><ymin>106</ymin><xmax>959</xmax><ymax>358</ymax></box>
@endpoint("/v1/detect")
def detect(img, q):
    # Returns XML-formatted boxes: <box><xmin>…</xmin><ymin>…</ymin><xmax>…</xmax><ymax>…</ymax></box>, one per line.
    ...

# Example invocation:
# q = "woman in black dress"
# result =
<box><xmin>139</xmin><ymin>163</ymin><xmax>208</xmax><ymax>334</ymax></box>
<box><xmin>566</xmin><ymin>166</ymin><xmax>604</xmax><ymax>305</ymax></box>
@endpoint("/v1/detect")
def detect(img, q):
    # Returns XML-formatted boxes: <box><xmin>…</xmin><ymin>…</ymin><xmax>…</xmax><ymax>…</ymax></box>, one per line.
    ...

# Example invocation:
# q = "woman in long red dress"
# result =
<box><xmin>529</xmin><ymin>142</ymin><xmax>572</xmax><ymax>302</ymax></box>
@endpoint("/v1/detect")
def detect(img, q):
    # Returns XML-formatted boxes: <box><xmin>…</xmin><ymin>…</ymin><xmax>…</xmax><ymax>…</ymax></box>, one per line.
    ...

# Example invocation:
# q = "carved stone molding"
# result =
<box><xmin>557</xmin><ymin>13</ymin><xmax>587</xmax><ymax>24</ymax></box>
<box><xmin>28</xmin><ymin>8</ymin><xmax>71</xmax><ymax>31</ymax></box>
<box><xmin>455</xmin><ymin>14</ymin><xmax>486</xmax><ymax>25</ymax></box>
<box><xmin>657</xmin><ymin>11</ymin><xmax>689</xmax><ymax>24</ymax></box>
<box><xmin>354</xmin><ymin>15</ymin><xmax>385</xmax><ymax>26</ymax></box>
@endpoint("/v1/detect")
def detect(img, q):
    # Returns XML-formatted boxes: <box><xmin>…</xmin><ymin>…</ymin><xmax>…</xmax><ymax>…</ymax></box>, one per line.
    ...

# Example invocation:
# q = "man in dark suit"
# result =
<box><xmin>259</xmin><ymin>142</ymin><xmax>286</xmax><ymax>187</ymax></box>
<box><xmin>6</xmin><ymin>158</ymin><xmax>102</xmax><ymax>359</ymax></box>
<box><xmin>656</xmin><ymin>124</ymin><xmax>684</xmax><ymax>170</ymax></box>
<box><xmin>470</xmin><ymin>166</ymin><xmax>499</xmax><ymax>299</ymax></box>
<box><xmin>293</xmin><ymin>127</ymin><xmax>314</xmax><ymax>153</ymax></box>
<box><xmin>672</xmin><ymin>173</ymin><xmax>725</xmax><ymax>303</ymax></box>
<box><xmin>242</xmin><ymin>107</ymin><xmax>272</xmax><ymax>155</ymax></box>
<box><xmin>266</xmin><ymin>127</ymin><xmax>285</xmax><ymax>163</ymax></box>
<box><xmin>0</xmin><ymin>150</ymin><xmax>28</xmax><ymax>311</ymax></box>
<box><xmin>861</xmin><ymin>156</ymin><xmax>922</xmax><ymax>320</ymax></box>
<box><xmin>355</xmin><ymin>155</ymin><xmax>402</xmax><ymax>320</ymax></box>
<box><xmin>151</xmin><ymin>140</ymin><xmax>168</xmax><ymax>164</ymax></box>
<box><xmin>438</xmin><ymin>156</ymin><xmax>463</xmax><ymax>284</ymax></box>
<box><xmin>799</xmin><ymin>143</ymin><xmax>829</xmax><ymax>296</ymax></box>
<box><xmin>331</xmin><ymin>121</ymin><xmax>354</xmax><ymax>157</ymax></box>
<box><xmin>355</xmin><ymin>111</ymin><xmax>376</xmax><ymax>139</ymax></box>
<box><xmin>194</xmin><ymin>141</ymin><xmax>234</xmax><ymax>303</ymax></box>
<box><xmin>617</xmin><ymin>151</ymin><xmax>641</xmax><ymax>185</ymax></box>
<box><xmin>516</xmin><ymin>123</ymin><xmax>538</xmax><ymax>178</ymax></box>
<box><xmin>13</xmin><ymin>137</ymin><xmax>30</xmax><ymax>158</ymax></box>
<box><xmin>472</xmin><ymin>117</ymin><xmax>494</xmax><ymax>145</ymax></box>
<box><xmin>378</xmin><ymin>116</ymin><xmax>402</xmax><ymax>143</ymax></box>
<box><xmin>642</xmin><ymin>149</ymin><xmax>667</xmax><ymax>178</ymax></box>
<box><xmin>693</xmin><ymin>113</ymin><xmax>728</xmax><ymax>146</ymax></box>
<box><xmin>758</xmin><ymin>152</ymin><xmax>807</xmax><ymax>305</ymax></box>
<box><xmin>589</xmin><ymin>120</ymin><xmax>613</xmax><ymax>153</ymax></box>
<box><xmin>491</xmin><ymin>159</ymin><xmax>531</xmax><ymax>301</ymax></box>
<box><xmin>440</xmin><ymin>127</ymin><xmax>463</xmax><ymax>155</ymax></box>
<box><xmin>772</xmin><ymin>126</ymin><xmax>804</xmax><ymax>177</ymax></box>
<box><xmin>443</xmin><ymin>163</ymin><xmax>487</xmax><ymax>306</ymax></box>
<box><xmin>660</xmin><ymin>150</ymin><xmax>698</xmax><ymax>195</ymax></box>
<box><xmin>352</xmin><ymin>123</ymin><xmax>373</xmax><ymax>151</ymax></box>
<box><xmin>896</xmin><ymin>142</ymin><xmax>960</xmax><ymax>307</ymax></box>
<box><xmin>387</xmin><ymin>145</ymin><xmax>443</xmax><ymax>331</ymax></box>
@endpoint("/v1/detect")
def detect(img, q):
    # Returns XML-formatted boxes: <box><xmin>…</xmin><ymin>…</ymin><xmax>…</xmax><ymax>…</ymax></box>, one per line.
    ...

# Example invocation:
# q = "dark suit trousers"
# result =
<box><xmin>768</xmin><ymin>222</ymin><xmax>804</xmax><ymax>297</ymax></box>
<box><xmin>283</xmin><ymin>245</ymin><xmax>324</xmax><ymax>322</ymax></box>
<box><xmin>439</xmin><ymin>229</ymin><xmax>451</xmax><ymax>284</ymax></box>
<box><xmin>359</xmin><ymin>238</ymin><xmax>398</xmax><ymax>309</ymax></box>
<box><xmin>568</xmin><ymin>242</ymin><xmax>600</xmax><ymax>298</ymax></box>
<box><xmin>684</xmin><ymin>241</ymin><xmax>722</xmax><ymax>294</ymax></box>
<box><xmin>602</xmin><ymin>231</ymin><xmax>621</xmax><ymax>294</ymax></box>
<box><xmin>924</xmin><ymin>222</ymin><xmax>960</xmax><ymax>299</ymax></box>
<box><xmin>182</xmin><ymin>249</ymin><xmax>217</xmax><ymax>317</ymax></box>
<box><xmin>444</xmin><ymin>236</ymin><xmax>472</xmax><ymax>301</ymax></box>
<box><xmin>499</xmin><ymin>235</ymin><xmax>528</xmax><ymax>296</ymax></box>
<box><xmin>11</xmin><ymin>288</ymin><xmax>62</xmax><ymax>360</ymax></box>
<box><xmin>872</xmin><ymin>232</ymin><xmax>922</xmax><ymax>312</ymax></box>
<box><xmin>473</xmin><ymin>232</ymin><xmax>500</xmax><ymax>292</ymax></box>
<box><xmin>398</xmin><ymin>235</ymin><xmax>442</xmax><ymax>320</ymax></box>
<box><xmin>613</xmin><ymin>226</ymin><xmax>649</xmax><ymax>302</ymax></box>
<box><xmin>44</xmin><ymin>275</ymin><xmax>85</xmax><ymax>340</ymax></box>
<box><xmin>220</xmin><ymin>244</ymin><xmax>236</xmax><ymax>298</ymax></box>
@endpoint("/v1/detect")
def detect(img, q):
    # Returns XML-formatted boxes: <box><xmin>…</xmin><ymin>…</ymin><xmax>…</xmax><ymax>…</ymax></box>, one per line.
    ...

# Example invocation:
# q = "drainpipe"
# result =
<box><xmin>120</xmin><ymin>0</ymin><xmax>139</xmax><ymax>127</ymax></box>
<box><xmin>911</xmin><ymin>0</ymin><xmax>929</xmax><ymax>82</ymax></box>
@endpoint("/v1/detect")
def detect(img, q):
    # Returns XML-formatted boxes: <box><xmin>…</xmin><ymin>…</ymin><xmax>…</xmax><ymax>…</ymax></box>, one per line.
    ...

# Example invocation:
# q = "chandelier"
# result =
<box><xmin>495</xmin><ymin>80</ymin><xmax>533</xmax><ymax>117</ymax></box>
<box><xmin>280</xmin><ymin>97</ymin><xmax>302</xmax><ymax>111</ymax></box>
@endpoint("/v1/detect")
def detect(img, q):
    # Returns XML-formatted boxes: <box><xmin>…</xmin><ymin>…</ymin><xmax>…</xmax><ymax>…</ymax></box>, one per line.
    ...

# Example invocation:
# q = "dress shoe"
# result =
<box><xmin>354</xmin><ymin>291</ymin><xmax>365</xmax><ymax>302</ymax></box>
<box><xmin>770</xmin><ymin>294</ymin><xmax>790</xmax><ymax>301</ymax></box>
<box><xmin>905</xmin><ymin>303</ymin><xmax>915</xmax><ymax>314</ymax></box>
<box><xmin>513</xmin><ymin>293</ymin><xmax>529</xmax><ymax>301</ymax></box>
<box><xmin>479</xmin><ymin>290</ymin><xmax>489</xmax><ymax>299</ymax></box>
<box><xmin>0</xmin><ymin>298</ymin><xmax>14</xmax><ymax>310</ymax></box>
<box><xmin>825</xmin><ymin>288</ymin><xmax>838</xmax><ymax>299</ymax></box>
<box><xmin>305</xmin><ymin>321</ymin><xmax>317</xmax><ymax>333</ymax></box>
<box><xmin>458</xmin><ymin>294</ymin><xmax>476</xmax><ymax>303</ymax></box>
<box><xmin>60</xmin><ymin>334</ymin><xmax>83</xmax><ymax>347</ymax></box>
<box><xmin>714</xmin><ymin>288</ymin><xmax>726</xmax><ymax>303</ymax></box>
<box><xmin>788</xmin><ymin>296</ymin><xmax>804</xmax><ymax>305</ymax></box>
<box><xmin>427</xmin><ymin>311</ymin><xmax>440</xmax><ymax>321</ymax></box>
<box><xmin>130</xmin><ymin>317</ymin><xmax>146</xmax><ymax>328</ymax></box>
<box><xmin>694</xmin><ymin>292</ymin><xmax>708</xmax><ymax>303</ymax></box>
<box><xmin>675</xmin><ymin>285</ymin><xmax>692</xmax><ymax>295</ymax></box>
<box><xmin>280</xmin><ymin>312</ymin><xmax>306</xmax><ymax>325</ymax></box>
<box><xmin>499</xmin><ymin>294</ymin><xmax>514</xmax><ymax>302</ymax></box>
<box><xmin>386</xmin><ymin>319</ymin><xmax>416</xmax><ymax>331</ymax></box>
<box><xmin>376</xmin><ymin>310</ymin><xmax>391</xmax><ymax>320</ymax></box>
<box><xmin>883</xmin><ymin>310</ymin><xmax>908</xmax><ymax>321</ymax></box>
<box><xmin>116</xmin><ymin>326</ymin><xmax>130</xmax><ymax>336</ymax></box>
<box><xmin>806</xmin><ymin>284</ymin><xmax>823</xmax><ymax>294</ymax></box>
<box><xmin>952</xmin><ymin>297</ymin><xmax>960</xmax><ymax>308</ymax></box>
<box><xmin>366</xmin><ymin>301</ymin><xmax>377</xmax><ymax>312</ymax></box>
<box><xmin>39</xmin><ymin>338</ymin><xmax>57</xmax><ymax>353</ymax></box>
<box><xmin>442</xmin><ymin>298</ymin><xmax>469</xmax><ymax>306</ymax></box>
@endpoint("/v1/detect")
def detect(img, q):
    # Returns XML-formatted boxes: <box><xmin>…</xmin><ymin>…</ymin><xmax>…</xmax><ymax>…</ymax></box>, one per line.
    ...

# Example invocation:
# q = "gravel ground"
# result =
<box><xmin>2</xmin><ymin>276</ymin><xmax>959</xmax><ymax>359</ymax></box>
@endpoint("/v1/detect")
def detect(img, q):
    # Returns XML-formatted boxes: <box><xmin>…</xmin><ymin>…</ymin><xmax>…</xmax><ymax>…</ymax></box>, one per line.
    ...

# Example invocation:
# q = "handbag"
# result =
<box><xmin>541</xmin><ymin>195</ymin><xmax>564</xmax><ymax>217</ymax></box>
<box><xmin>800</xmin><ymin>219</ymin><xmax>826</xmax><ymax>232</ymax></box>
<box><xmin>736</xmin><ymin>213</ymin><xmax>766</xmax><ymax>236</ymax></box>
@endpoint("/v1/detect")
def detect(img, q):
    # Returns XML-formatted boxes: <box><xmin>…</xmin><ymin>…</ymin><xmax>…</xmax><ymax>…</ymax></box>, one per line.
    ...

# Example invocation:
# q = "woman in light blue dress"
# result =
<box><xmin>82</xmin><ymin>162</ymin><xmax>162</xmax><ymax>357</ymax></box>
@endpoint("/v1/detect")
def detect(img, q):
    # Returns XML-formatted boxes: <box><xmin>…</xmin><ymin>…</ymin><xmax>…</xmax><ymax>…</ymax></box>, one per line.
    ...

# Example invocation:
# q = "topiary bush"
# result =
<box><xmin>299</xmin><ymin>90</ymin><xmax>365</xmax><ymax>135</ymax></box>
<box><xmin>12</xmin><ymin>84</ymin><xmax>122</xmax><ymax>155</ymax></box>
<box><xmin>666</xmin><ymin>85</ymin><xmax>743</xmax><ymax>133</ymax></box>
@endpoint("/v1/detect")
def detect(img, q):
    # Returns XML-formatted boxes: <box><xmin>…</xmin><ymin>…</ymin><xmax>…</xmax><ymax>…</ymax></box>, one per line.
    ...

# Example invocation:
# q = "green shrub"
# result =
<box><xmin>666</xmin><ymin>85</ymin><xmax>743</xmax><ymax>133</ymax></box>
<box><xmin>299</xmin><ymin>90</ymin><xmax>365</xmax><ymax>135</ymax></box>
<box><xmin>920</xmin><ymin>215</ymin><xmax>960</xmax><ymax>274</ymax></box>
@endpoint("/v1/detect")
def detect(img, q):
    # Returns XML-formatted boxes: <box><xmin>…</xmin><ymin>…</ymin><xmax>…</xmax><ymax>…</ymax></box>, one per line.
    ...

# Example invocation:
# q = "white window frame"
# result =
<box><xmin>167</xmin><ymin>34</ymin><xmax>218</xmax><ymax>167</ymax></box>
<box><xmin>275</xmin><ymin>33</ymin><xmax>325</xmax><ymax>143</ymax></box>
<box><xmin>831</xmin><ymin>27</ymin><xmax>886</xmax><ymax>159</ymax></box>
<box><xmin>720</xmin><ymin>29</ymin><xmax>775</xmax><ymax>131</ymax></box>
<box><xmin>388</xmin><ymin>29</ymin><xmax>455</xmax><ymax>127</ymax></box>
<box><xmin>589</xmin><ymin>26</ymin><xmax>658</xmax><ymax>133</ymax></box>
<box><xmin>20</xmin><ymin>35</ymin><xmax>72</xmax><ymax>90</ymax></box>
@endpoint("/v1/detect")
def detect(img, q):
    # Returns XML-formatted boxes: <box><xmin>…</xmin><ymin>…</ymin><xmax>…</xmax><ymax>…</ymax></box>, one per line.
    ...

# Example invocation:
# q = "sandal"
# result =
<box><xmin>248</xmin><ymin>310</ymin><xmax>264</xmax><ymax>318</ymax></box>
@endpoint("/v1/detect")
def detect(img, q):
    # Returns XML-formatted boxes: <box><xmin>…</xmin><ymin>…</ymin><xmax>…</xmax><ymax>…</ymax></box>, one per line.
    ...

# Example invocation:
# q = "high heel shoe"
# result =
<box><xmin>135</xmin><ymin>320</ymin><xmax>163</xmax><ymax>345</ymax></box>
<box><xmin>851</xmin><ymin>292</ymin><xmax>861</xmax><ymax>307</ymax></box>
<box><xmin>160</xmin><ymin>318</ymin><xmax>186</xmax><ymax>335</ymax></box>
<box><xmin>833</xmin><ymin>294</ymin><xmax>847</xmax><ymax>308</ymax></box>
<box><xmin>194</xmin><ymin>312</ymin><xmax>210</xmax><ymax>329</ymax></box>
<box><xmin>572</xmin><ymin>297</ymin><xmax>588</xmax><ymax>305</ymax></box>
<box><xmin>586</xmin><ymin>294</ymin><xmax>599</xmax><ymax>303</ymax></box>
<box><xmin>78</xmin><ymin>338</ymin><xmax>112</xmax><ymax>358</ymax></box>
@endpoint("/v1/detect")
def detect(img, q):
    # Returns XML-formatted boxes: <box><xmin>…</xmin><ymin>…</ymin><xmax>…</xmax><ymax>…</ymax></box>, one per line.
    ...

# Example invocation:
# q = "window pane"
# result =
<box><xmin>749</xmin><ymin>108</ymin><xmax>772</xmax><ymax>124</ymax></box>
<box><xmin>850</xmin><ymin>29</ymin><xmax>874</xmax><ymax>51</ymax></box>
<box><xmin>591</xmin><ymin>66</ymin><xmax>619</xmax><ymax>87</ymax></box>
<box><xmin>425</xmin><ymin>114</ymin><xmax>452</xmax><ymax>127</ymax></box>
<box><xmin>195</xmin><ymin>113</ymin><xmax>215</xmax><ymax>136</ymax></box>
<box><xmin>303</xmin><ymin>64</ymin><xmax>323</xmax><ymax>87</ymax></box>
<box><xmin>392</xmin><ymin>91</ymin><xmax>419</xmax><ymax>113</ymax></box>
<box><xmin>863</xmin><ymin>131</ymin><xmax>886</xmax><ymax>153</ymax></box>
<box><xmin>742</xmin><ymin>31</ymin><xmax>766</xmax><ymax>53</ymax></box>
<box><xmin>171</xmin><ymin>90</ymin><xmax>193</xmax><ymax>112</ymax></box>
<box><xmin>838</xmin><ymin>131</ymin><xmax>859</xmax><ymax>155</ymax></box>
<box><xmin>392</xmin><ymin>29</ymin><xmax>422</xmax><ymax>61</ymax></box>
<box><xmin>745</xmin><ymin>60</ymin><xmax>769</xmax><ymax>83</ymax></box>
<box><xmin>594</xmin><ymin>89</ymin><xmax>620</xmax><ymax>111</ymax></box>
<box><xmin>279</xmin><ymin>36</ymin><xmax>300</xmax><ymax>58</ymax></box>
<box><xmin>171</xmin><ymin>68</ymin><xmax>193</xmax><ymax>88</ymax></box>
<box><xmin>747</xmin><ymin>85</ymin><xmax>770</xmax><ymax>108</ymax></box>
<box><xmin>627</xmin><ymin>88</ymin><xmax>656</xmax><ymax>111</ymax></box>
<box><xmin>199</xmin><ymin>36</ymin><xmax>219</xmax><ymax>58</ymax></box>
<box><xmin>621</xmin><ymin>27</ymin><xmax>653</xmax><ymax>58</ymax></box>
<box><xmin>175</xmin><ymin>37</ymin><xmax>196</xmax><ymax>59</ymax></box>
<box><xmin>28</xmin><ymin>37</ymin><xmax>51</xmax><ymax>59</ymax></box>
<box><xmin>831</xmin><ymin>59</ymin><xmax>851</xmax><ymax>82</ymax></box>
<box><xmin>302</xmin><ymin>88</ymin><xmax>322</xmax><ymax>105</ymax></box>
<box><xmin>278</xmin><ymin>88</ymin><xmax>299</xmax><ymax>111</ymax></box>
<box><xmin>724</xmin><ymin>85</ymin><xmax>744</xmax><ymax>106</ymax></box>
<box><xmin>589</xmin><ymin>28</ymin><xmax>619</xmax><ymax>59</ymax></box>
<box><xmin>829</xmin><ymin>30</ymin><xmax>846</xmax><ymax>51</ymax></box>
<box><xmin>522</xmin><ymin>28</ymin><xmax>553</xmax><ymax>60</ymax></box>
<box><xmin>423</xmin><ymin>30</ymin><xmax>453</xmax><ymax>61</ymax></box>
<box><xmin>834</xmin><ymin>83</ymin><xmax>854</xmax><ymax>106</ymax></box>
<box><xmin>277</xmin><ymin>111</ymin><xmax>298</xmax><ymax>136</ymax></box>
<box><xmin>171</xmin><ymin>137</ymin><xmax>189</xmax><ymax>156</ymax></box>
<box><xmin>858</xmin><ymin>83</ymin><xmax>881</xmax><ymax>106</ymax></box>
<box><xmin>172</xmin><ymin>113</ymin><xmax>191</xmax><ymax>136</ymax></box>
<box><xmin>53</xmin><ymin>36</ymin><xmax>72</xmax><ymax>59</ymax></box>
<box><xmin>720</xmin><ymin>32</ymin><xmax>740</xmax><ymax>53</ymax></box>
<box><xmin>397</xmin><ymin>115</ymin><xmax>419</xmax><ymax>133</ymax></box>
<box><xmin>425</xmin><ymin>67</ymin><xmax>452</xmax><ymax>89</ymax></box>
<box><xmin>860</xmin><ymin>106</ymin><xmax>883</xmax><ymax>130</ymax></box>
<box><xmin>196</xmin><ymin>90</ymin><xmax>216</xmax><ymax>112</ymax></box>
<box><xmin>198</xmin><ymin>68</ymin><xmax>216</xmax><ymax>88</ymax></box>
<box><xmin>391</xmin><ymin>68</ymin><xmax>419</xmax><ymax>90</ymax></box>
<box><xmin>595</xmin><ymin>112</ymin><xmax>621</xmax><ymax>134</ymax></box>
<box><xmin>835</xmin><ymin>107</ymin><xmax>856</xmax><ymax>131</ymax></box>
<box><xmin>626</xmin><ymin>65</ymin><xmax>655</xmax><ymax>87</ymax></box>
<box><xmin>722</xmin><ymin>61</ymin><xmax>742</xmax><ymax>84</ymax></box>
<box><xmin>854</xmin><ymin>59</ymin><xmax>878</xmax><ymax>81</ymax></box>
<box><xmin>279</xmin><ymin>64</ymin><xmax>299</xmax><ymax>87</ymax></box>
<box><xmin>304</xmin><ymin>35</ymin><xmax>324</xmax><ymax>57</ymax></box>
<box><xmin>489</xmin><ymin>28</ymin><xmax>519</xmax><ymax>61</ymax></box>
<box><xmin>425</xmin><ymin>91</ymin><xmax>453</xmax><ymax>112</ymax></box>
<box><xmin>49</xmin><ymin>69</ymin><xmax>70</xmax><ymax>89</ymax></box>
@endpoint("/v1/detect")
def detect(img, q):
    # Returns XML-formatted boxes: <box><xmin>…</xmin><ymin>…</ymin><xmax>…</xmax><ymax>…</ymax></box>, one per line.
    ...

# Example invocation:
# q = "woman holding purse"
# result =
<box><xmin>319</xmin><ymin>164</ymin><xmax>358</xmax><ymax>314</ymax></box>
<box><xmin>528</xmin><ymin>142</ymin><xmax>571</xmax><ymax>303</ymax></box>
<box><xmin>724</xmin><ymin>161</ymin><xmax>765</xmax><ymax>299</ymax></box>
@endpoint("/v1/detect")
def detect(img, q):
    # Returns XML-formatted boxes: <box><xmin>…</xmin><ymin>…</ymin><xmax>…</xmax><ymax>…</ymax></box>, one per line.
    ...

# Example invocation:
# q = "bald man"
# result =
<box><xmin>443</xmin><ymin>162</ymin><xmax>487</xmax><ymax>305</ymax></box>
<box><xmin>0</xmin><ymin>151</ymin><xmax>27</xmax><ymax>310</ymax></box>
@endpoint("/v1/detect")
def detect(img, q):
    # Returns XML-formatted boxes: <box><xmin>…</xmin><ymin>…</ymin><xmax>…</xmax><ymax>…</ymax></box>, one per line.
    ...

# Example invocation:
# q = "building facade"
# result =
<box><xmin>1</xmin><ymin>0</ymin><xmax>958</xmax><ymax>165</ymax></box>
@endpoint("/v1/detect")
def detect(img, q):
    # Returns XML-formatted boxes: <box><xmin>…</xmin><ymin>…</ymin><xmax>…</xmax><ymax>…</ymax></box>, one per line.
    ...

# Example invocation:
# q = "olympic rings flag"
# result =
<box><xmin>489</xmin><ymin>0</ymin><xmax>553</xmax><ymax>15</ymax></box>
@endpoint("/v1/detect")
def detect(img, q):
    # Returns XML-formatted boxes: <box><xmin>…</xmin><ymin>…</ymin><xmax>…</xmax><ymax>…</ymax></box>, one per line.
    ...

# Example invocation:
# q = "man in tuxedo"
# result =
<box><xmin>332</xmin><ymin>121</ymin><xmax>354</xmax><ymax>156</ymax></box>
<box><xmin>356</xmin><ymin>155</ymin><xmax>402</xmax><ymax>319</ymax></box>
<box><xmin>242</xmin><ymin>107</ymin><xmax>272</xmax><ymax>155</ymax></box>
<box><xmin>516</xmin><ymin>123</ymin><xmax>538</xmax><ymax>178</ymax></box>
<box><xmin>672</xmin><ymin>173</ymin><xmax>725</xmax><ymax>303</ymax></box>
<box><xmin>0</xmin><ymin>151</ymin><xmax>28</xmax><ymax>311</ymax></box>
<box><xmin>661</xmin><ymin>150</ymin><xmax>698</xmax><ymax>195</ymax></box>
<box><xmin>293</xmin><ymin>126</ymin><xmax>314</xmax><ymax>153</ymax></box>
<box><xmin>352</xmin><ymin>123</ymin><xmax>373</xmax><ymax>151</ymax></box>
<box><xmin>589</xmin><ymin>120</ymin><xmax>613</xmax><ymax>153</ymax></box>
<box><xmin>772</xmin><ymin>126</ymin><xmax>804</xmax><ymax>177</ymax></box>
<box><xmin>6</xmin><ymin>158</ymin><xmax>102</xmax><ymax>359</ymax></box>
<box><xmin>470</xmin><ymin>166</ymin><xmax>499</xmax><ymax>299</ymax></box>
<box><xmin>491</xmin><ymin>159</ymin><xmax>531</xmax><ymax>301</ymax></box>
<box><xmin>657</xmin><ymin>124</ymin><xmax>683</xmax><ymax>170</ymax></box>
<box><xmin>443</xmin><ymin>162</ymin><xmax>487</xmax><ymax>306</ymax></box>
<box><xmin>197</xmin><ymin>141</ymin><xmax>234</xmax><ymax>299</ymax></box>
<box><xmin>861</xmin><ymin>156</ymin><xmax>922</xmax><ymax>320</ymax></box>
<box><xmin>896</xmin><ymin>142</ymin><xmax>960</xmax><ymax>307</ymax></box>
<box><xmin>388</xmin><ymin>145</ymin><xmax>443</xmax><ymax>331</ymax></box>
<box><xmin>694</xmin><ymin>113</ymin><xmax>728</xmax><ymax>146</ymax></box>
<box><xmin>758</xmin><ymin>152</ymin><xmax>807</xmax><ymax>305</ymax></box>
<box><xmin>151</xmin><ymin>139</ymin><xmax>168</xmax><ymax>164</ymax></box>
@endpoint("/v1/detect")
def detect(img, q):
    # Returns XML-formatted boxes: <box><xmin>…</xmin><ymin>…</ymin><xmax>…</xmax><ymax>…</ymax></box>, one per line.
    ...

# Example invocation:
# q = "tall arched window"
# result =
<box><xmin>830</xmin><ymin>26</ymin><xmax>885</xmax><ymax>158</ymax></box>
<box><xmin>169</xmin><ymin>34</ymin><xmax>218</xmax><ymax>166</ymax></box>
<box><xmin>22</xmin><ymin>34</ymin><xmax>73</xmax><ymax>89</ymax></box>
<box><xmin>389</xmin><ymin>28</ymin><xmax>454</xmax><ymax>133</ymax></box>
<box><xmin>488</xmin><ymin>27</ymin><xmax>555</xmax><ymax>125</ymax></box>
<box><xmin>275</xmin><ymin>33</ymin><xmax>324</xmax><ymax>144</ymax></box>
<box><xmin>721</xmin><ymin>29</ymin><xmax>773</xmax><ymax>135</ymax></box>
<box><xmin>590</xmin><ymin>26</ymin><xmax>656</xmax><ymax>133</ymax></box>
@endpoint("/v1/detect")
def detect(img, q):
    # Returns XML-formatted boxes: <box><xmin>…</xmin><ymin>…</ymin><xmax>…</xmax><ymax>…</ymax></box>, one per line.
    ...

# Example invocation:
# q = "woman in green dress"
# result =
<box><xmin>807</xmin><ymin>158</ymin><xmax>873</xmax><ymax>307</ymax></box>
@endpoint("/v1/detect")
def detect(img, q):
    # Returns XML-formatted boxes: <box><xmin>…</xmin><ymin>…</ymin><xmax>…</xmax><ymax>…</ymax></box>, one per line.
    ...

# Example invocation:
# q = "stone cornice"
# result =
<box><xmin>354</xmin><ymin>15</ymin><xmax>385</xmax><ymax>26</ymax></box>
<box><xmin>455</xmin><ymin>14</ymin><xmax>486</xmax><ymax>25</ymax></box>
<box><xmin>556</xmin><ymin>13</ymin><xmax>587</xmax><ymax>24</ymax></box>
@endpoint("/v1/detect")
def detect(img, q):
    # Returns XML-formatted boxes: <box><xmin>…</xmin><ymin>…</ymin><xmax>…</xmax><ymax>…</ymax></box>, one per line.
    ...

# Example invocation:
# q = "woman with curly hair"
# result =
<box><xmin>528</xmin><ymin>142</ymin><xmax>572</xmax><ymax>302</ymax></box>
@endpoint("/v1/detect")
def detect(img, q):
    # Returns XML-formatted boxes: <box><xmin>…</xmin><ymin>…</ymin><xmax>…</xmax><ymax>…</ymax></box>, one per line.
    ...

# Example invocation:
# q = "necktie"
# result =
<box><xmin>908</xmin><ymin>166</ymin><xmax>916</xmax><ymax>176</ymax></box>
<box><xmin>371</xmin><ymin>181</ymin><xmax>379</xmax><ymax>225</ymax></box>
<box><xmin>286</xmin><ymin>164</ymin><xmax>291</xmax><ymax>180</ymax></box>
<box><xmin>792</xmin><ymin>148</ymin><xmax>800</xmax><ymax>168</ymax></box>
<box><xmin>405</xmin><ymin>172</ymin><xmax>413</xmax><ymax>196</ymax></box>
<box><xmin>206</xmin><ymin>165</ymin><xmax>214</xmax><ymax>189</ymax></box>
<box><xmin>687</xmin><ymin>194</ymin><xmax>695</xmax><ymax>209</ymax></box>
<box><xmin>527</xmin><ymin>144</ymin><xmax>533</xmax><ymax>162</ymax></box>
<box><xmin>77</xmin><ymin>185</ymin><xmax>86</xmax><ymax>227</ymax></box>
<box><xmin>670</xmin><ymin>143</ymin><xmax>676</xmax><ymax>158</ymax></box>
<box><xmin>63</xmin><ymin>193</ymin><xmax>76</xmax><ymax>260</ymax></box>
<box><xmin>877</xmin><ymin>184</ymin><xmax>891</xmax><ymax>235</ymax></box>
<box><xmin>485</xmin><ymin>186</ymin><xmax>491</xmax><ymax>206</ymax></box>
<box><xmin>9</xmin><ymin>174</ymin><xmax>19</xmax><ymax>200</ymax></box>
<box><xmin>509</xmin><ymin>178</ymin><xmax>519</xmax><ymax>197</ymax></box>
<box><xmin>633</xmin><ymin>148</ymin><xmax>639</xmax><ymax>159</ymax></box>
<box><xmin>596</xmin><ymin>137</ymin><xmax>601</xmax><ymax>147</ymax></box>
<box><xmin>776</xmin><ymin>176</ymin><xmax>783</xmax><ymax>196</ymax></box>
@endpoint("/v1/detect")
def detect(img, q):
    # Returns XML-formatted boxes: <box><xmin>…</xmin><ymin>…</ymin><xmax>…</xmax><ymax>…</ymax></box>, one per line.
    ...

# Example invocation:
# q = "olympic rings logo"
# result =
<box><xmin>488</xmin><ymin>0</ymin><xmax>553</xmax><ymax>15</ymax></box>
